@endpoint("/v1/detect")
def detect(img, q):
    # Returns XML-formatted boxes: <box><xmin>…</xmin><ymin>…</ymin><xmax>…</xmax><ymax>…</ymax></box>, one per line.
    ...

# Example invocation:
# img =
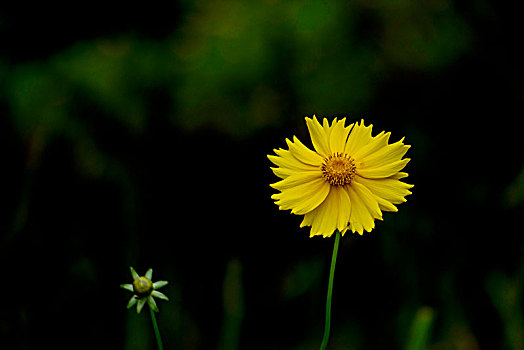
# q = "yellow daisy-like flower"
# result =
<box><xmin>268</xmin><ymin>116</ymin><xmax>413</xmax><ymax>237</ymax></box>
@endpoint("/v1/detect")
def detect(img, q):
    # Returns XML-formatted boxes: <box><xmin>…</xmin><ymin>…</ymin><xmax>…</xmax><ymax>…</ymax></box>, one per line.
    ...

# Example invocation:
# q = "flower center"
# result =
<box><xmin>133</xmin><ymin>276</ymin><xmax>153</xmax><ymax>298</ymax></box>
<box><xmin>321</xmin><ymin>152</ymin><xmax>356</xmax><ymax>186</ymax></box>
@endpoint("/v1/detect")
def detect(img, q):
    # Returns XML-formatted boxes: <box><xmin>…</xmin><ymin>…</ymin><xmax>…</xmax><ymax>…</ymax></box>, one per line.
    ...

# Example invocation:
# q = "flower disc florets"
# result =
<box><xmin>321</xmin><ymin>152</ymin><xmax>356</xmax><ymax>186</ymax></box>
<box><xmin>133</xmin><ymin>276</ymin><xmax>153</xmax><ymax>298</ymax></box>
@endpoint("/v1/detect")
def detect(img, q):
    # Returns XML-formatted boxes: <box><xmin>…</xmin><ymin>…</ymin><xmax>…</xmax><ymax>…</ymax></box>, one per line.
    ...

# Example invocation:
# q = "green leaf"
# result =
<box><xmin>405</xmin><ymin>306</ymin><xmax>435</xmax><ymax>350</ymax></box>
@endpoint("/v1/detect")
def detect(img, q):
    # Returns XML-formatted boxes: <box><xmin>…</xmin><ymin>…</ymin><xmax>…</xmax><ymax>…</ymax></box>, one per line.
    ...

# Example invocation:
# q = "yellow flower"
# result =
<box><xmin>268</xmin><ymin>116</ymin><xmax>413</xmax><ymax>237</ymax></box>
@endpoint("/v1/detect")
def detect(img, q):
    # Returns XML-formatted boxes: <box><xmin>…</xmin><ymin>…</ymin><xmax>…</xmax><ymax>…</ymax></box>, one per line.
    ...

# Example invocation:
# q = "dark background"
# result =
<box><xmin>2</xmin><ymin>1</ymin><xmax>524</xmax><ymax>349</ymax></box>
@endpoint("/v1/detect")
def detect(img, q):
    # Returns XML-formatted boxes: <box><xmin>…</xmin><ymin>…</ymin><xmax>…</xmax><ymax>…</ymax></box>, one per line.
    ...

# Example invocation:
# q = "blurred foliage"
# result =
<box><xmin>505</xmin><ymin>167</ymin><xmax>524</xmax><ymax>208</ymax></box>
<box><xmin>405</xmin><ymin>307</ymin><xmax>435</xmax><ymax>350</ymax></box>
<box><xmin>486</xmin><ymin>272</ymin><xmax>524</xmax><ymax>350</ymax></box>
<box><xmin>219</xmin><ymin>259</ymin><xmax>244</xmax><ymax>350</ymax></box>
<box><xmin>1</xmin><ymin>0</ymin><xmax>524</xmax><ymax>349</ymax></box>
<box><xmin>3</xmin><ymin>0</ymin><xmax>471</xmax><ymax>141</ymax></box>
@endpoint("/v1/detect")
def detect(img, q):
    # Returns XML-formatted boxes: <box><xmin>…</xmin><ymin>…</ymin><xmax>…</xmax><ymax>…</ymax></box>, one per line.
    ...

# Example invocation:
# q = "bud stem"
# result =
<box><xmin>150</xmin><ymin>307</ymin><xmax>164</xmax><ymax>350</ymax></box>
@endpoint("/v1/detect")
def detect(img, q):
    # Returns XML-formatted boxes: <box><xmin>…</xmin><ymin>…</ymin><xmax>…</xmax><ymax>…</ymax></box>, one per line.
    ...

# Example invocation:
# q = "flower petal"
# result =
<box><xmin>357</xmin><ymin>158</ymin><xmax>410</xmax><ymax>179</ymax></box>
<box><xmin>329</xmin><ymin>118</ymin><xmax>352</xmax><ymax>154</ymax></box>
<box><xmin>354</xmin><ymin>175</ymin><xmax>413</xmax><ymax>206</ymax></box>
<box><xmin>286</xmin><ymin>136</ymin><xmax>323</xmax><ymax>166</ymax></box>
<box><xmin>302</xmin><ymin>196</ymin><xmax>336</xmax><ymax>238</ymax></box>
<box><xmin>344</xmin><ymin>120</ymin><xmax>373</xmax><ymax>156</ymax></box>
<box><xmin>339</xmin><ymin>226</ymin><xmax>350</xmax><ymax>236</ymax></box>
<box><xmin>268</xmin><ymin>150</ymin><xmax>317</xmax><ymax>175</ymax></box>
<box><xmin>372</xmin><ymin>194</ymin><xmax>399</xmax><ymax>212</ymax></box>
<box><xmin>352</xmin><ymin>131</ymin><xmax>390</xmax><ymax>161</ymax></box>
<box><xmin>270</xmin><ymin>171</ymin><xmax>323</xmax><ymax>191</ymax></box>
<box><xmin>390</xmin><ymin>171</ymin><xmax>409</xmax><ymax>180</ymax></box>
<box><xmin>301</xmin><ymin>186</ymin><xmax>351</xmax><ymax>237</ymax></box>
<box><xmin>345</xmin><ymin>182</ymin><xmax>381</xmax><ymax>235</ymax></box>
<box><xmin>272</xmin><ymin>177</ymin><xmax>330</xmax><ymax>215</ymax></box>
<box><xmin>353</xmin><ymin>175</ymin><xmax>401</xmax><ymax>213</ymax></box>
<box><xmin>332</xmin><ymin>186</ymin><xmax>352</xmax><ymax>233</ymax></box>
<box><xmin>306</xmin><ymin>116</ymin><xmax>331</xmax><ymax>157</ymax></box>
<box><xmin>145</xmin><ymin>269</ymin><xmax>153</xmax><ymax>280</ymax></box>
<box><xmin>357</xmin><ymin>138</ymin><xmax>410</xmax><ymax>171</ymax></box>
<box><xmin>270</xmin><ymin>167</ymin><xmax>294</xmax><ymax>179</ymax></box>
<box><xmin>351</xmin><ymin>181</ymin><xmax>382</xmax><ymax>220</ymax></box>
<box><xmin>324</xmin><ymin>118</ymin><xmax>335</xmax><ymax>141</ymax></box>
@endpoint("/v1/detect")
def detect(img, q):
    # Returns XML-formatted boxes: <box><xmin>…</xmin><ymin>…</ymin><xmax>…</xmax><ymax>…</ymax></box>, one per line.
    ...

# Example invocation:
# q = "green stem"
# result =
<box><xmin>150</xmin><ymin>307</ymin><xmax>164</xmax><ymax>350</ymax></box>
<box><xmin>320</xmin><ymin>229</ymin><xmax>341</xmax><ymax>350</ymax></box>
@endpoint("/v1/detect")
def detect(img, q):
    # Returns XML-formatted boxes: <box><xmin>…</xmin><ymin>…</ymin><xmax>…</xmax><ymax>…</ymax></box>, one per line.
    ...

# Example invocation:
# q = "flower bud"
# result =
<box><xmin>133</xmin><ymin>276</ymin><xmax>153</xmax><ymax>298</ymax></box>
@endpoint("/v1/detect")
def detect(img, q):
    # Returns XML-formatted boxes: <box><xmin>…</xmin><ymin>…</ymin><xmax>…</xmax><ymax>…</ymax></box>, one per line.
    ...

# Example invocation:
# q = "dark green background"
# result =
<box><xmin>2</xmin><ymin>1</ymin><xmax>524</xmax><ymax>349</ymax></box>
